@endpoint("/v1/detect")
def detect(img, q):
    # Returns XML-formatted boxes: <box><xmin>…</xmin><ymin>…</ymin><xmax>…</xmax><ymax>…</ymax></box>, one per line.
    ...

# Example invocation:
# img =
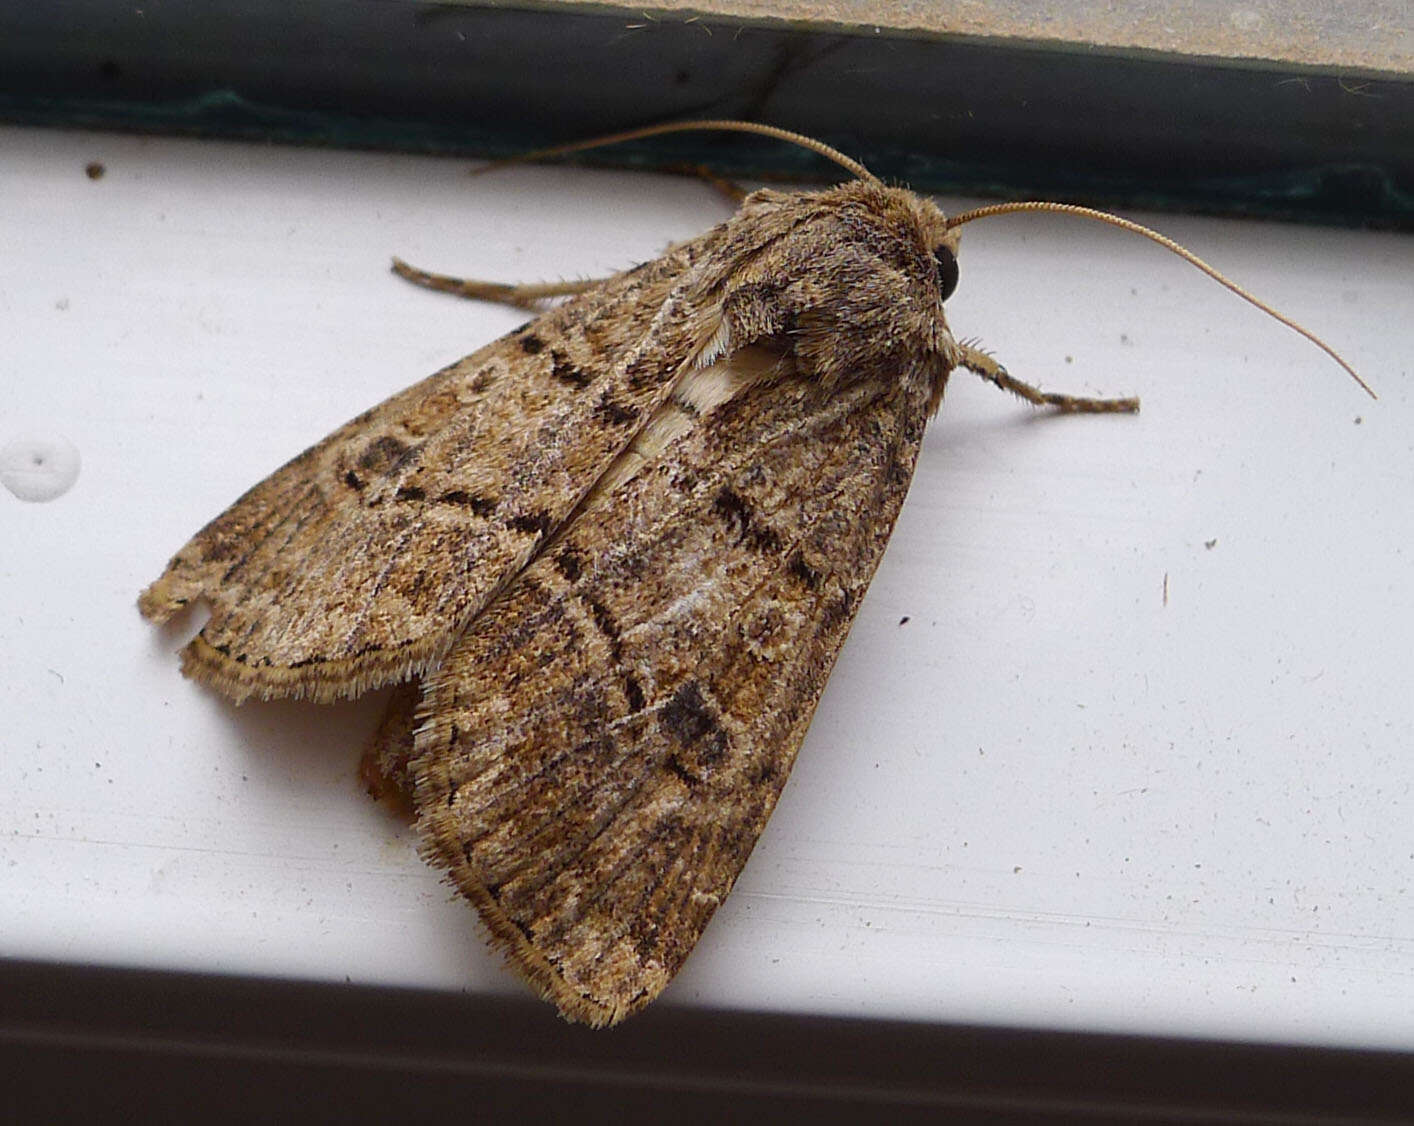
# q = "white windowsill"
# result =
<box><xmin>3</xmin><ymin>124</ymin><xmax>1411</xmax><ymax>1048</ymax></box>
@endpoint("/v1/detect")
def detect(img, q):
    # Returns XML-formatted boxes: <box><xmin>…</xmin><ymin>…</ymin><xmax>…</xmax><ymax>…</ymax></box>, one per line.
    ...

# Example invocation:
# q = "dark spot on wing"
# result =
<box><xmin>713</xmin><ymin>487</ymin><xmax>751</xmax><ymax>538</ymax></box>
<box><xmin>519</xmin><ymin>333</ymin><xmax>544</xmax><ymax>354</ymax></box>
<box><xmin>584</xmin><ymin>597</ymin><xmax>621</xmax><ymax>642</ymax></box>
<box><xmin>549</xmin><ymin>349</ymin><xmax>592</xmax><ymax>389</ymax></box>
<box><xmin>509</xmin><ymin>510</ymin><xmax>553</xmax><ymax>537</ymax></box>
<box><xmin>357</xmin><ymin>435</ymin><xmax>411</xmax><ymax>472</ymax></box>
<box><xmin>594</xmin><ymin>391</ymin><xmax>639</xmax><ymax>426</ymax></box>
<box><xmin>787</xmin><ymin>552</ymin><xmax>821</xmax><ymax>590</ymax></box>
<box><xmin>436</xmin><ymin>490</ymin><xmax>498</xmax><ymax>517</ymax></box>
<box><xmin>625</xmin><ymin>355</ymin><xmax>660</xmax><ymax>390</ymax></box>
<box><xmin>581</xmin><ymin>593</ymin><xmax>626</xmax><ymax>662</ymax></box>
<box><xmin>553</xmin><ymin>547</ymin><xmax>584</xmax><ymax>582</ymax></box>
<box><xmin>660</xmin><ymin>681</ymin><xmax>727</xmax><ymax>763</ymax></box>
<box><xmin>713</xmin><ymin>487</ymin><xmax>782</xmax><ymax>553</ymax></box>
<box><xmin>623</xmin><ymin>673</ymin><xmax>645</xmax><ymax>714</ymax></box>
<box><xmin>665</xmin><ymin>754</ymin><xmax>700</xmax><ymax>788</ymax></box>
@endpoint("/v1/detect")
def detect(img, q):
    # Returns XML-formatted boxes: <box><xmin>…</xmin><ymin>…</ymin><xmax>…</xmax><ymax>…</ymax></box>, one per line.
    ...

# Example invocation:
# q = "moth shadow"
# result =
<box><xmin>143</xmin><ymin>602</ymin><xmax>382</xmax><ymax>751</ymax></box>
<box><xmin>143</xmin><ymin>610</ymin><xmax>423</xmax><ymax>854</ymax></box>
<box><xmin>140</xmin><ymin>600</ymin><xmax>212</xmax><ymax>654</ymax></box>
<box><xmin>217</xmin><ymin>689</ymin><xmax>391</xmax><ymax>783</ymax></box>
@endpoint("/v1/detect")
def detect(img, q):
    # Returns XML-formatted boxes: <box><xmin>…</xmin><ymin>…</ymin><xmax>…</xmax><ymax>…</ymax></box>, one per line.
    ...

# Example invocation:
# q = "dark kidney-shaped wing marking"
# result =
<box><xmin>412</xmin><ymin>361</ymin><xmax>934</xmax><ymax>1026</ymax></box>
<box><xmin>138</xmin><ymin>237</ymin><xmax>724</xmax><ymax>703</ymax></box>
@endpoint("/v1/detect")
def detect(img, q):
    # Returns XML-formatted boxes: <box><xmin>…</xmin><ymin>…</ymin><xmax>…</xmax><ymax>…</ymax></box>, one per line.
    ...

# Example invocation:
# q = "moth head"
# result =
<box><xmin>891</xmin><ymin>188</ymin><xmax>965</xmax><ymax>374</ymax></box>
<box><xmin>907</xmin><ymin>196</ymin><xmax>968</xmax><ymax>400</ymax></box>
<box><xmin>900</xmin><ymin>191</ymin><xmax>962</xmax><ymax>307</ymax></box>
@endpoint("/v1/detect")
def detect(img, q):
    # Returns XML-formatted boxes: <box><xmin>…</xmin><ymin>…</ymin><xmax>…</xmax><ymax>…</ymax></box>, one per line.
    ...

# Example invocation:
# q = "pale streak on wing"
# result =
<box><xmin>567</xmin><ymin>342</ymin><xmax>789</xmax><ymax>515</ymax></box>
<box><xmin>413</xmin><ymin>358</ymin><xmax>934</xmax><ymax>1027</ymax></box>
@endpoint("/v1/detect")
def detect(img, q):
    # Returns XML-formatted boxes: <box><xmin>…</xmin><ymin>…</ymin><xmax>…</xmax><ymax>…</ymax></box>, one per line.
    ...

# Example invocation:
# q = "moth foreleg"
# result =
<box><xmin>390</xmin><ymin>258</ymin><xmax>604</xmax><ymax>310</ymax></box>
<box><xmin>959</xmin><ymin>344</ymin><xmax>1140</xmax><ymax>414</ymax></box>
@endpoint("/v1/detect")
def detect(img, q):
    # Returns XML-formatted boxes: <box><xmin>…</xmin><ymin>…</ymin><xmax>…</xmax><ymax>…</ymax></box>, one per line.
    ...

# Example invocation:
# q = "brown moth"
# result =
<box><xmin>139</xmin><ymin>122</ymin><xmax>1369</xmax><ymax>1027</ymax></box>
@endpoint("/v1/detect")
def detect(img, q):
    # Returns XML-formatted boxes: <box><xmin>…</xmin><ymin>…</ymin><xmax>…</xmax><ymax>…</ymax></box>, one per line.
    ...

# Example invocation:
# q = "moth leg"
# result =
<box><xmin>960</xmin><ymin>344</ymin><xmax>1140</xmax><ymax>414</ymax></box>
<box><xmin>359</xmin><ymin>680</ymin><xmax>423</xmax><ymax>820</ymax></box>
<box><xmin>391</xmin><ymin>258</ymin><xmax>605</xmax><ymax>310</ymax></box>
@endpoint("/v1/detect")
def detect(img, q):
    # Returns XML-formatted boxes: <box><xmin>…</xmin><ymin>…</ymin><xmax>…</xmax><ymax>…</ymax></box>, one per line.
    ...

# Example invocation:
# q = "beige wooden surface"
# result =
<box><xmin>470</xmin><ymin>0</ymin><xmax>1412</xmax><ymax>73</ymax></box>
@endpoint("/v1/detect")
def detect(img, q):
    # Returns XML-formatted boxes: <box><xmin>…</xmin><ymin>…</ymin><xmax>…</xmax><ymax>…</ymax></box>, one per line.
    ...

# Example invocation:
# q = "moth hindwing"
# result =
<box><xmin>142</xmin><ymin>170</ymin><xmax>1129</xmax><ymax>1026</ymax></box>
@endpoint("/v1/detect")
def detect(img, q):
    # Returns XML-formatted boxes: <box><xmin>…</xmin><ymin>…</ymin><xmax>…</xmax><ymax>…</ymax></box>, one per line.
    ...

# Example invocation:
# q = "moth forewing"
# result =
<box><xmin>138</xmin><ymin>225</ymin><xmax>722</xmax><ymax>704</ymax></box>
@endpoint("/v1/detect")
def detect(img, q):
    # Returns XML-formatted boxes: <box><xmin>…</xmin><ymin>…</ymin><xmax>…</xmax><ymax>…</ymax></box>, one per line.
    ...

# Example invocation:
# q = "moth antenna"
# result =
<box><xmin>478</xmin><ymin>119</ymin><xmax>879</xmax><ymax>184</ymax></box>
<box><xmin>945</xmin><ymin>201</ymin><xmax>1375</xmax><ymax>400</ymax></box>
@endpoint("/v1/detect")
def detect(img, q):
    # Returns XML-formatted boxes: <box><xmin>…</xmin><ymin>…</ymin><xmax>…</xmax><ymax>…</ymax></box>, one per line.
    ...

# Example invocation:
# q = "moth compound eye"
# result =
<box><xmin>933</xmin><ymin>246</ymin><xmax>959</xmax><ymax>302</ymax></box>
